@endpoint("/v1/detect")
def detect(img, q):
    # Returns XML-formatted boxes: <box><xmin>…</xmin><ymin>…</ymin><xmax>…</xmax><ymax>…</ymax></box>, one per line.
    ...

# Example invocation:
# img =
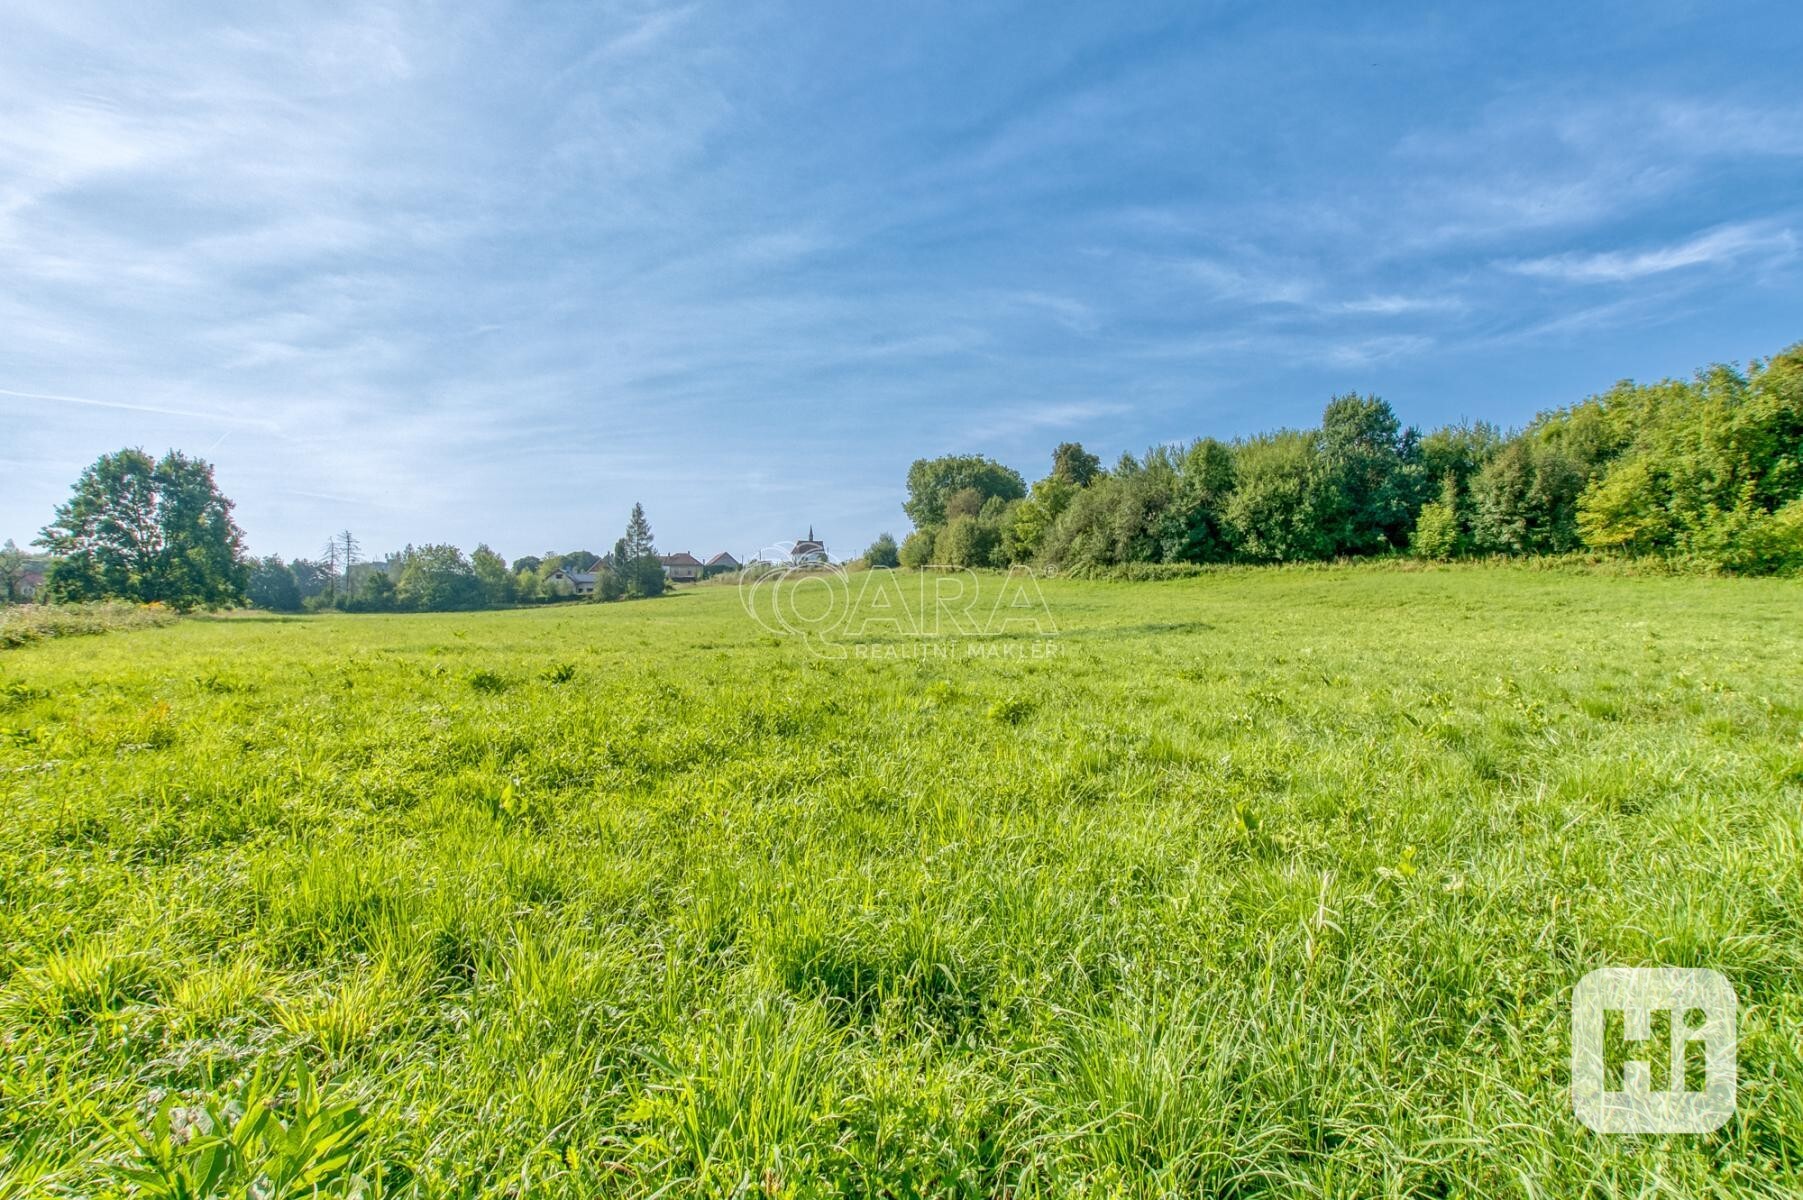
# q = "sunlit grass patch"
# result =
<box><xmin>5</xmin><ymin>939</ymin><xmax>162</xmax><ymax>1024</ymax></box>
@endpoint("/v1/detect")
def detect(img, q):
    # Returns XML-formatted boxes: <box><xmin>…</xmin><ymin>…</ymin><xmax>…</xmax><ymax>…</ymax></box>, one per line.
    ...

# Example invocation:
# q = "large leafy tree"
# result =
<box><xmin>471</xmin><ymin>543</ymin><xmax>514</xmax><ymax>606</ymax></box>
<box><xmin>1122</xmin><ymin>438</ymin><xmax>1240</xmax><ymax>565</ymax></box>
<box><xmin>246</xmin><ymin>555</ymin><xmax>303</xmax><ymax>611</ymax></box>
<box><xmin>37</xmin><ymin>448</ymin><xmax>247</xmax><ymax>608</ymax></box>
<box><xmin>1317</xmin><ymin>393</ymin><xmax>1414</xmax><ymax>555</ymax></box>
<box><xmin>1049</xmin><ymin>441</ymin><xmax>1103</xmax><ymax>488</ymax></box>
<box><xmin>346</xmin><ymin>570</ymin><xmax>399</xmax><ymax>612</ymax></box>
<box><xmin>287</xmin><ymin>558</ymin><xmax>332</xmax><ymax>600</ymax></box>
<box><xmin>1171</xmin><ymin>437</ymin><xmax>1238</xmax><ymax>562</ymax></box>
<box><xmin>903</xmin><ymin>455</ymin><xmax>1026</xmax><ymax>529</ymax></box>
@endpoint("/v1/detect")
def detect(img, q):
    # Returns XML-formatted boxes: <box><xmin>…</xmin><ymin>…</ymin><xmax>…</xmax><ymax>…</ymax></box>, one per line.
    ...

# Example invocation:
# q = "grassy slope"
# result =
<box><xmin>1</xmin><ymin>565</ymin><xmax>1800</xmax><ymax>1196</ymax></box>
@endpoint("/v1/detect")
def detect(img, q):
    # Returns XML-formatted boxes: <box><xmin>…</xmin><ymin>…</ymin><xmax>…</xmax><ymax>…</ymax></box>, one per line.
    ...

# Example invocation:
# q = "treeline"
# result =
<box><xmin>24</xmin><ymin>448</ymin><xmax>680</xmax><ymax>613</ymax></box>
<box><xmin>896</xmin><ymin>342</ymin><xmax>1803</xmax><ymax>575</ymax></box>
<box><xmin>247</xmin><ymin>503</ymin><xmax>671</xmax><ymax>612</ymax></box>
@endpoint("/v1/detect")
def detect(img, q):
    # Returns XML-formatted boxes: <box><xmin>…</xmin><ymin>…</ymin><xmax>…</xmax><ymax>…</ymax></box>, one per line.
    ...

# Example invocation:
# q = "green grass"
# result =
<box><xmin>1</xmin><ymin>564</ymin><xmax>1800</xmax><ymax>1197</ymax></box>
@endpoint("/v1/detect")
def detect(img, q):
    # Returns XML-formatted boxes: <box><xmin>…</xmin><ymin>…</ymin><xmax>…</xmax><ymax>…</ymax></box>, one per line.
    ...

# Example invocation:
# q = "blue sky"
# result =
<box><xmin>4</xmin><ymin>1</ymin><xmax>1801</xmax><ymax>564</ymax></box>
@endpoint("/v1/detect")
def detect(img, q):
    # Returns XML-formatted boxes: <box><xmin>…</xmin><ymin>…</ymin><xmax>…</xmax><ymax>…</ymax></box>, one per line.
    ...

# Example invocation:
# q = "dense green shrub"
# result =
<box><xmin>395</xmin><ymin>544</ymin><xmax>484</xmax><ymax>611</ymax></box>
<box><xmin>898</xmin><ymin>530</ymin><xmax>935</xmax><ymax>569</ymax></box>
<box><xmin>1410</xmin><ymin>492</ymin><xmax>1462</xmax><ymax>560</ymax></box>
<box><xmin>1565</xmin><ymin>351</ymin><xmax>1803</xmax><ymax>570</ymax></box>
<box><xmin>0</xmin><ymin>602</ymin><xmax>178</xmax><ymax>649</ymax></box>
<box><xmin>1223</xmin><ymin>430</ymin><xmax>1337</xmax><ymax>562</ymax></box>
<box><xmin>933</xmin><ymin>515</ymin><xmax>1000</xmax><ymax>568</ymax></box>
<box><xmin>863</xmin><ymin>532</ymin><xmax>900</xmax><ymax>568</ymax></box>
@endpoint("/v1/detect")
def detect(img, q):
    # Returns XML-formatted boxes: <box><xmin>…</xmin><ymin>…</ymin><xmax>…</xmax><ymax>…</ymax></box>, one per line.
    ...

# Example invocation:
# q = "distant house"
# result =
<box><xmin>545</xmin><ymin>549</ymin><xmax>727</xmax><ymax>595</ymax></box>
<box><xmin>659</xmin><ymin>552</ymin><xmax>704</xmax><ymax>583</ymax></box>
<box><xmin>791</xmin><ymin>527</ymin><xmax>827</xmax><ymax>565</ymax></box>
<box><xmin>705</xmin><ymin>551</ymin><xmax>740</xmax><ymax>575</ymax></box>
<box><xmin>548</xmin><ymin>568</ymin><xmax>598</xmax><ymax>596</ymax></box>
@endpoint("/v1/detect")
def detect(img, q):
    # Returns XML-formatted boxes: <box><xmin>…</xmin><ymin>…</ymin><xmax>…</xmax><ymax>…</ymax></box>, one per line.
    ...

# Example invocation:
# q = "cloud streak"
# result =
<box><xmin>1502</xmin><ymin>222</ymin><xmax>1797</xmax><ymax>283</ymax></box>
<box><xmin>0</xmin><ymin>386</ymin><xmax>274</xmax><ymax>428</ymax></box>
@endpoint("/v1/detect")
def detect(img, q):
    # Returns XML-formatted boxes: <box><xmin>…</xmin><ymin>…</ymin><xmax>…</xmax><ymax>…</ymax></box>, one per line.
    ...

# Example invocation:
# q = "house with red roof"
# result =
<box><xmin>658</xmin><ymin>551</ymin><xmax>705</xmax><ymax>582</ymax></box>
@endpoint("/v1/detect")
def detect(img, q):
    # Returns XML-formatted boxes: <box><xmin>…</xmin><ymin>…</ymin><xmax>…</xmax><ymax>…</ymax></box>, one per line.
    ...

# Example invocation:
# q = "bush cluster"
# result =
<box><xmin>0</xmin><ymin>602</ymin><xmax>177</xmax><ymax>649</ymax></box>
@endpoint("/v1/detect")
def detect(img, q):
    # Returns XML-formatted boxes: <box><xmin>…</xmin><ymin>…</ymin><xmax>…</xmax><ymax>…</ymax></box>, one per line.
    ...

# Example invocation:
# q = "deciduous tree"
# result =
<box><xmin>246</xmin><ymin>555</ymin><xmax>303</xmax><ymax>611</ymax></box>
<box><xmin>472</xmin><ymin>543</ymin><xmax>514</xmax><ymax>606</ymax></box>
<box><xmin>903</xmin><ymin>455</ymin><xmax>1026</xmax><ymax>529</ymax></box>
<box><xmin>395</xmin><ymin>544</ymin><xmax>482</xmax><ymax>611</ymax></box>
<box><xmin>1050</xmin><ymin>441</ymin><xmax>1102</xmax><ymax>487</ymax></box>
<box><xmin>37</xmin><ymin>448</ymin><xmax>247</xmax><ymax>608</ymax></box>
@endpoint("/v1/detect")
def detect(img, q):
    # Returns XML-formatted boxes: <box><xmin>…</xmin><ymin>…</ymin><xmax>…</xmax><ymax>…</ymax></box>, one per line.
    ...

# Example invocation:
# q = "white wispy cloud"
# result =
<box><xmin>0</xmin><ymin>386</ymin><xmax>275</xmax><ymax>428</ymax></box>
<box><xmin>1390</xmin><ymin>92</ymin><xmax>1803</xmax><ymax>251</ymax></box>
<box><xmin>1323</xmin><ymin>336</ymin><xmax>1434</xmax><ymax>368</ymax></box>
<box><xmin>1503</xmin><ymin>222</ymin><xmax>1797</xmax><ymax>283</ymax></box>
<box><xmin>1183</xmin><ymin>257</ymin><xmax>1317</xmax><ymax>306</ymax></box>
<box><xmin>961</xmin><ymin>400</ymin><xmax>1131</xmax><ymax>443</ymax></box>
<box><xmin>1332</xmin><ymin>294</ymin><xmax>1465</xmax><ymax>316</ymax></box>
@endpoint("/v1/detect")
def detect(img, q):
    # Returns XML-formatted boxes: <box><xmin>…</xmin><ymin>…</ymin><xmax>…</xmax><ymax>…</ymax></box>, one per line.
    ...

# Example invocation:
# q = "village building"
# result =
<box><xmin>546</xmin><ymin>548</ymin><xmax>717</xmax><ymax>594</ymax></box>
<box><xmin>659</xmin><ymin>552</ymin><xmax>704</xmax><ymax>582</ymax></box>
<box><xmin>791</xmin><ymin>527</ymin><xmax>827</xmax><ymax>565</ymax></box>
<box><xmin>547</xmin><ymin>567</ymin><xmax>597</xmax><ymax>596</ymax></box>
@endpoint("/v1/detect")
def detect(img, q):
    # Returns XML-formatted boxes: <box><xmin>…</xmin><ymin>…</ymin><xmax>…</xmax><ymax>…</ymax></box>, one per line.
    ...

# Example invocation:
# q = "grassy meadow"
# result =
<box><xmin>2</xmin><ymin>564</ymin><xmax>1801</xmax><ymax>1197</ymax></box>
